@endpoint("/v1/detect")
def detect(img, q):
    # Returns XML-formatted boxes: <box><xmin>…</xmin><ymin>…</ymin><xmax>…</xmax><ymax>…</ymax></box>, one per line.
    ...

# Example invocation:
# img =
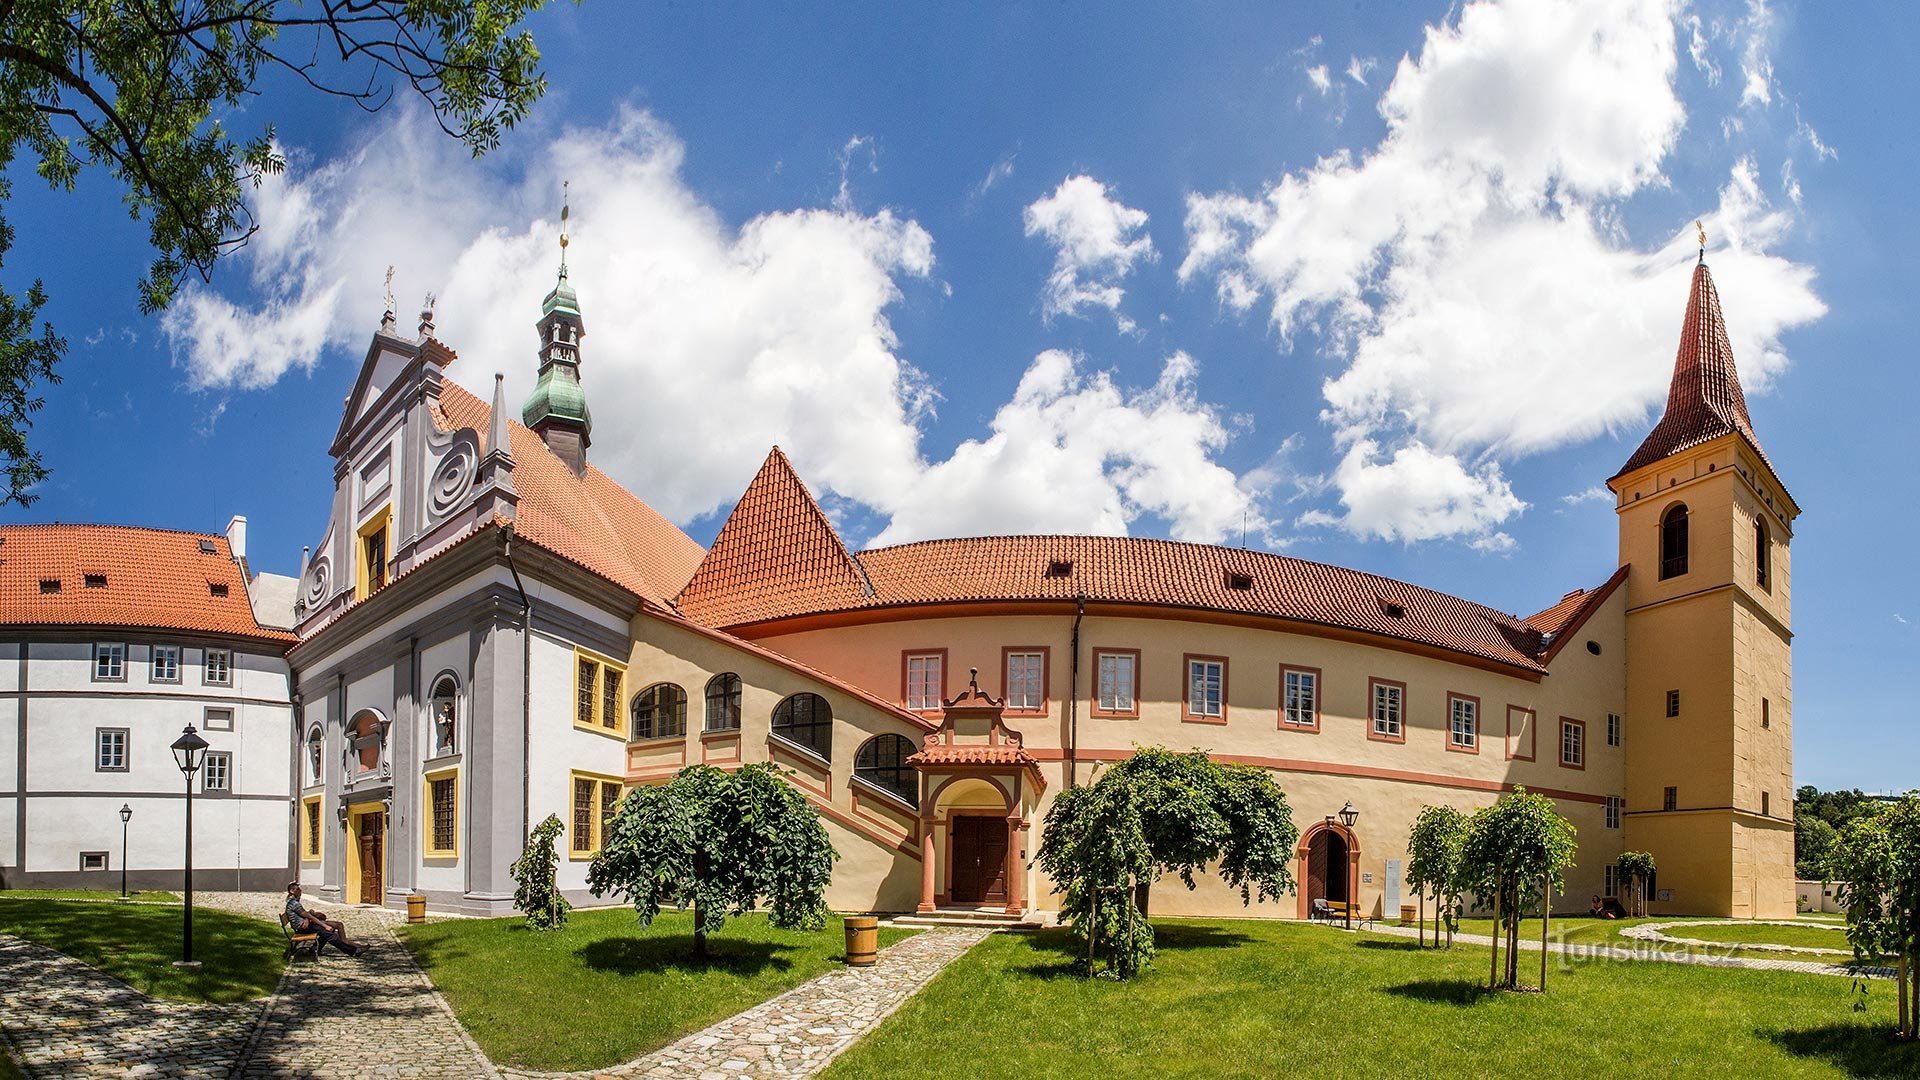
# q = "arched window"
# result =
<box><xmin>306</xmin><ymin>726</ymin><xmax>324</xmax><ymax>783</ymax></box>
<box><xmin>854</xmin><ymin>734</ymin><xmax>918</xmax><ymax>805</ymax></box>
<box><xmin>1754</xmin><ymin>517</ymin><xmax>1771</xmax><ymax>591</ymax></box>
<box><xmin>430</xmin><ymin>675</ymin><xmax>459</xmax><ymax>757</ymax></box>
<box><xmin>704</xmin><ymin>673</ymin><xmax>742</xmax><ymax>732</ymax></box>
<box><xmin>772</xmin><ymin>693</ymin><xmax>832</xmax><ymax>760</ymax></box>
<box><xmin>1659</xmin><ymin>504</ymin><xmax>1689</xmax><ymax>580</ymax></box>
<box><xmin>630</xmin><ymin>683</ymin><xmax>687</xmax><ymax>741</ymax></box>
<box><xmin>348</xmin><ymin>710</ymin><xmax>384</xmax><ymax>774</ymax></box>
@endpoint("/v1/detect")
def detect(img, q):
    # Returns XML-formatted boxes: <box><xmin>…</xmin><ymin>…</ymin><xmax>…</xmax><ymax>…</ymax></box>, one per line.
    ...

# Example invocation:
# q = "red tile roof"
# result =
<box><xmin>907</xmin><ymin>742</ymin><xmax>1037</xmax><ymax>767</ymax></box>
<box><xmin>1614</xmin><ymin>261</ymin><xmax>1777</xmax><ymax>484</ymax></box>
<box><xmin>1526</xmin><ymin>566</ymin><xmax>1628</xmax><ymax>665</ymax></box>
<box><xmin>0</xmin><ymin>524</ymin><xmax>295</xmax><ymax>646</ymax></box>
<box><xmin>675</xmin><ymin>447</ymin><xmax>871</xmax><ymax>622</ymax></box>
<box><xmin>436</xmin><ymin>383</ymin><xmax>705</xmax><ymax>607</ymax></box>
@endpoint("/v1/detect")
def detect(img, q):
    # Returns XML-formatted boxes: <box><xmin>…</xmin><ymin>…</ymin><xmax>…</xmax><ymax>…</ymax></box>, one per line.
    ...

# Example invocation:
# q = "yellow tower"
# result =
<box><xmin>1607</xmin><ymin>256</ymin><xmax>1798</xmax><ymax>918</ymax></box>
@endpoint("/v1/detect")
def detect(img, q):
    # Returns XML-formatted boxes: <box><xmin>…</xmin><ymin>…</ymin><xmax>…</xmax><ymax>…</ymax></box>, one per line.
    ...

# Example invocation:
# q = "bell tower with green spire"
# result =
<box><xmin>523</xmin><ymin>183</ymin><xmax>593</xmax><ymax>475</ymax></box>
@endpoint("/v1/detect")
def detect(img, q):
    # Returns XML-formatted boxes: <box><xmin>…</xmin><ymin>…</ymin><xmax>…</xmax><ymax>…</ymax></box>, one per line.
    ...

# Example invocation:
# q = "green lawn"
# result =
<box><xmin>0</xmin><ymin>1045</ymin><xmax>22</xmax><ymax>1080</ymax></box>
<box><xmin>1402</xmin><ymin>914</ymin><xmax>1858</xmax><ymax>961</ymax></box>
<box><xmin>400</xmin><ymin>908</ymin><xmax>914</xmax><ymax>1072</ymax></box>
<box><xmin>824</xmin><ymin>920</ymin><xmax>1920</xmax><ymax>1080</ymax></box>
<box><xmin>0</xmin><ymin>898</ymin><xmax>283</xmax><ymax>1002</ymax></box>
<box><xmin>0</xmin><ymin>889</ymin><xmax>179</xmax><ymax>902</ymax></box>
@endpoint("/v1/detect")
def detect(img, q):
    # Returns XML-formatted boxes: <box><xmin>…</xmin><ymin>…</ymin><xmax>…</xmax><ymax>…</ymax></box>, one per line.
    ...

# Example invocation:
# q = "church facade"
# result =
<box><xmin>282</xmin><ymin>238</ymin><xmax>1797</xmax><ymax>920</ymax></box>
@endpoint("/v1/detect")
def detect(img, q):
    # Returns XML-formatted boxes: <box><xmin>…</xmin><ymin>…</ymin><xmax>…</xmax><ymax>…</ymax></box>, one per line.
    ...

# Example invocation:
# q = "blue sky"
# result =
<box><xmin>7</xmin><ymin>1</ymin><xmax>1913</xmax><ymax>790</ymax></box>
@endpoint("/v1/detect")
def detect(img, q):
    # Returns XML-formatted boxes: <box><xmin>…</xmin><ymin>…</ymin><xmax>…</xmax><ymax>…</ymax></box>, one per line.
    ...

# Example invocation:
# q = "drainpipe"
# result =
<box><xmin>503</xmin><ymin>526</ymin><xmax>533</xmax><ymax>848</ymax></box>
<box><xmin>1067</xmin><ymin>592</ymin><xmax>1085</xmax><ymax>789</ymax></box>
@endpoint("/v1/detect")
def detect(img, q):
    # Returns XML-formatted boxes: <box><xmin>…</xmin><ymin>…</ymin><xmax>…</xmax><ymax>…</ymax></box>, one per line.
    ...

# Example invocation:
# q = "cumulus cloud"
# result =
<box><xmin>1023</xmin><ymin>175</ymin><xmax>1156</xmax><ymax>332</ymax></box>
<box><xmin>164</xmin><ymin>107</ymin><xmax>1258</xmax><ymax>546</ymax></box>
<box><xmin>1180</xmin><ymin>0</ymin><xmax>1824</xmax><ymax>549</ymax></box>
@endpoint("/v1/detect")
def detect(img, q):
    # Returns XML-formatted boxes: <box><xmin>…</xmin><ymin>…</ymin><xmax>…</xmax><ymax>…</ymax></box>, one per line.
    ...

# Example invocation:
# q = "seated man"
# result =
<box><xmin>285</xmin><ymin>882</ymin><xmax>365</xmax><ymax>957</ymax></box>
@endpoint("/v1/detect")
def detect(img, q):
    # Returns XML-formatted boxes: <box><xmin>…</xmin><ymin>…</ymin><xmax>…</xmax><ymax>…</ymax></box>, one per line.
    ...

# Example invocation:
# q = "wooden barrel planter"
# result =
<box><xmin>406</xmin><ymin>894</ymin><xmax>427</xmax><ymax>924</ymax></box>
<box><xmin>844</xmin><ymin>915</ymin><xmax>879</xmax><ymax>966</ymax></box>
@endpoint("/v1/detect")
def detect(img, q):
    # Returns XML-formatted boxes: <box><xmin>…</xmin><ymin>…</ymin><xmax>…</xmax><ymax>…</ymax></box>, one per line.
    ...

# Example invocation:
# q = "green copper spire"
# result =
<box><xmin>522</xmin><ymin>182</ymin><xmax>592</xmax><ymax>473</ymax></box>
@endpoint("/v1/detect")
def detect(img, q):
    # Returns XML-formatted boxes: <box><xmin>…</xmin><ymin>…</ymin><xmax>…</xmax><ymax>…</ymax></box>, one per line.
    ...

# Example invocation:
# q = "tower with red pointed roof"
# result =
<box><xmin>1606</xmin><ymin>252</ymin><xmax>1799</xmax><ymax>918</ymax></box>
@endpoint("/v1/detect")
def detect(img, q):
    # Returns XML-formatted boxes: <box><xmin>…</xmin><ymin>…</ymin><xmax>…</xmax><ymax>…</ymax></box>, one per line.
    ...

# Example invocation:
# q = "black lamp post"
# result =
<box><xmin>118</xmin><ymin>803</ymin><xmax>132</xmax><ymax>900</ymax></box>
<box><xmin>170</xmin><ymin>725</ymin><xmax>208</xmax><ymax>969</ymax></box>
<box><xmin>1336</xmin><ymin>799</ymin><xmax>1367</xmax><ymax>926</ymax></box>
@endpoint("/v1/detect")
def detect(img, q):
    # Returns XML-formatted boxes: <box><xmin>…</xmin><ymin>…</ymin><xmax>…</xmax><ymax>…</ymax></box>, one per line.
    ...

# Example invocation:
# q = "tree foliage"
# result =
<box><xmin>1460</xmin><ymin>788</ymin><xmax>1577</xmax><ymax>991</ymax></box>
<box><xmin>1034</xmin><ymin>747</ymin><xmax>1299</xmax><ymax>980</ymax></box>
<box><xmin>587</xmin><ymin>763</ymin><xmax>837</xmax><ymax>959</ymax></box>
<box><xmin>1615</xmin><ymin>850</ymin><xmax>1657</xmax><ymax>918</ymax></box>
<box><xmin>1828</xmin><ymin>793</ymin><xmax>1920</xmax><ymax>1041</ymax></box>
<box><xmin>1405</xmin><ymin>804</ymin><xmax>1467</xmax><ymax>947</ymax></box>
<box><xmin>0</xmin><ymin>0</ymin><xmax>559</xmax><ymax>503</ymax></box>
<box><xmin>1795</xmin><ymin>813</ymin><xmax>1839</xmax><ymax>882</ymax></box>
<box><xmin>1797</xmin><ymin>786</ymin><xmax>1880</xmax><ymax>880</ymax></box>
<box><xmin>510</xmin><ymin>813</ymin><xmax>570</xmax><ymax>931</ymax></box>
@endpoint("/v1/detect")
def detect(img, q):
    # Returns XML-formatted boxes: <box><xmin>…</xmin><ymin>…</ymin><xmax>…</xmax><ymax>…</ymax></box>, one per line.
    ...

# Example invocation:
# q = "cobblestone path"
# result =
<box><xmin>497</xmin><ymin>927</ymin><xmax>990</xmax><ymax>1080</ymax></box>
<box><xmin>1365</xmin><ymin>921</ymin><xmax>1895</xmax><ymax>978</ymax></box>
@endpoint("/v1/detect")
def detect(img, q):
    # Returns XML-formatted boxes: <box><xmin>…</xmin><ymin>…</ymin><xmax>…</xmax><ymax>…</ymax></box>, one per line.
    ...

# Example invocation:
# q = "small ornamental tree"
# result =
<box><xmin>1829</xmin><ymin>794</ymin><xmax>1920</xmax><ymax>1041</ymax></box>
<box><xmin>1405</xmin><ymin>805</ymin><xmax>1467</xmax><ymax>948</ymax></box>
<box><xmin>1034</xmin><ymin>778</ymin><xmax>1156</xmax><ymax>979</ymax></box>
<box><xmin>511</xmin><ymin>813</ymin><xmax>571</xmax><ymax>931</ymax></box>
<box><xmin>1460</xmin><ymin>788</ymin><xmax>1577</xmax><ymax>991</ymax></box>
<box><xmin>1616</xmin><ymin>850</ymin><xmax>1657</xmax><ymax>918</ymax></box>
<box><xmin>587</xmin><ymin>763</ymin><xmax>836</xmax><ymax>959</ymax></box>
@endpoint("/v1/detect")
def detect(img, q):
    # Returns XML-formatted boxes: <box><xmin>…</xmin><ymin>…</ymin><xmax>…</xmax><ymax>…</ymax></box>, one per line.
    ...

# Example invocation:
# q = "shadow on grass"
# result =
<box><xmin>1004</xmin><ymin>922</ymin><xmax>1258</xmax><ymax>979</ymax></box>
<box><xmin>1765</xmin><ymin>1024</ymin><xmax>1920</xmax><ymax>1079</ymax></box>
<box><xmin>1383</xmin><ymin>979</ymin><xmax>1497</xmax><ymax>1006</ymax></box>
<box><xmin>577</xmin><ymin>935</ymin><xmax>798</xmax><ymax>977</ymax></box>
<box><xmin>0</xmin><ymin>899</ymin><xmax>282</xmax><ymax>1002</ymax></box>
<box><xmin>1354</xmin><ymin>938</ymin><xmax>1425</xmax><ymax>952</ymax></box>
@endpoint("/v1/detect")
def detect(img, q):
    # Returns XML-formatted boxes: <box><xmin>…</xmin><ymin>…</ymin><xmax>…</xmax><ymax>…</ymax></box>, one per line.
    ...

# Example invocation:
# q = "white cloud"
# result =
<box><xmin>1684</xmin><ymin>14</ymin><xmax>1720</xmax><ymax>84</ymax></box>
<box><xmin>165</xmin><ymin>107</ymin><xmax>1257</xmax><ymax>547</ymax></box>
<box><xmin>1298</xmin><ymin>440</ymin><xmax>1524</xmax><ymax>546</ymax></box>
<box><xmin>1560</xmin><ymin>485</ymin><xmax>1613</xmax><ymax>506</ymax></box>
<box><xmin>1346</xmin><ymin>56</ymin><xmax>1378</xmax><ymax>86</ymax></box>
<box><xmin>1181</xmin><ymin>0</ymin><xmax>1824</xmax><ymax>549</ymax></box>
<box><xmin>973</xmin><ymin>153</ymin><xmax>1016</xmax><ymax>199</ymax></box>
<box><xmin>1737</xmin><ymin>0</ymin><xmax>1775</xmax><ymax>108</ymax></box>
<box><xmin>1023</xmin><ymin>175</ymin><xmax>1155</xmax><ymax>332</ymax></box>
<box><xmin>872</xmin><ymin>350</ymin><xmax>1260</xmax><ymax>546</ymax></box>
<box><xmin>1306</xmin><ymin>64</ymin><xmax>1332</xmax><ymax>93</ymax></box>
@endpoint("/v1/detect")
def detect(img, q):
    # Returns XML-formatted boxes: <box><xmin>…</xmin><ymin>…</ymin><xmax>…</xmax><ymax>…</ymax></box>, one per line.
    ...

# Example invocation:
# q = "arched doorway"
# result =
<box><xmin>1296</xmin><ymin>819</ymin><xmax>1359</xmax><ymax>920</ymax></box>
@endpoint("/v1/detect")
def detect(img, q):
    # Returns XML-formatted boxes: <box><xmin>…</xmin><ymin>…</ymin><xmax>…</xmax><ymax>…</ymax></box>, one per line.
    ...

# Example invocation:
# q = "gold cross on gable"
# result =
<box><xmin>1696</xmin><ymin>220</ymin><xmax>1706</xmax><ymax>249</ymax></box>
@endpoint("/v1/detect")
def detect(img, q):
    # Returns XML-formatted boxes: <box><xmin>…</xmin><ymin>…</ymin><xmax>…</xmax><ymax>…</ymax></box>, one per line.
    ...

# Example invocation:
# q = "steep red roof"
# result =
<box><xmin>1614</xmin><ymin>260</ymin><xmax>1776</xmax><ymax>482</ymax></box>
<box><xmin>436</xmin><ymin>382</ymin><xmax>705</xmax><ymax>607</ymax></box>
<box><xmin>674</xmin><ymin>447</ymin><xmax>871</xmax><ymax>625</ymax></box>
<box><xmin>1525</xmin><ymin>566</ymin><xmax>1629</xmax><ymax>666</ymax></box>
<box><xmin>907</xmin><ymin>743</ymin><xmax>1036</xmax><ymax>767</ymax></box>
<box><xmin>0</xmin><ymin>524</ymin><xmax>295</xmax><ymax>646</ymax></box>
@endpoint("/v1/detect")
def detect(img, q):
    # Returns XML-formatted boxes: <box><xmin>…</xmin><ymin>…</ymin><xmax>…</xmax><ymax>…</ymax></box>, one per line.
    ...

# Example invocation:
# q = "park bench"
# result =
<box><xmin>279</xmin><ymin>912</ymin><xmax>322</xmax><ymax>961</ymax></box>
<box><xmin>1310</xmin><ymin>898</ymin><xmax>1356</xmax><ymax>923</ymax></box>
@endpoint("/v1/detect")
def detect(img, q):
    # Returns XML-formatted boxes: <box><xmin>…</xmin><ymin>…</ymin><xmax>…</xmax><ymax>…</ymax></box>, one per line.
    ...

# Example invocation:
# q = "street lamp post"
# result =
<box><xmin>1336</xmin><ymin>801</ymin><xmax>1359</xmax><ymax>930</ymax></box>
<box><xmin>118</xmin><ymin>803</ymin><xmax>132</xmax><ymax>900</ymax></box>
<box><xmin>170</xmin><ymin>725</ymin><xmax>208</xmax><ymax>969</ymax></box>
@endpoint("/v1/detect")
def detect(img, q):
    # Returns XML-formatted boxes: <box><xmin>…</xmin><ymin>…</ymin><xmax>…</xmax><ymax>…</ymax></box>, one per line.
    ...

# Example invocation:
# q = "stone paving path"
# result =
<box><xmin>1364</xmin><ymin>921</ymin><xmax>1896</xmax><ymax>978</ymax></box>
<box><xmin>0</xmin><ymin>893</ymin><xmax>985</xmax><ymax>1080</ymax></box>
<box><xmin>497</xmin><ymin>927</ymin><xmax>990</xmax><ymax>1080</ymax></box>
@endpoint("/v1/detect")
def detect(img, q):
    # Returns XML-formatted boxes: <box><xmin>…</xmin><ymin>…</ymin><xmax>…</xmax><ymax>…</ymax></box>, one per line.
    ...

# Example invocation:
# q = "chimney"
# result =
<box><xmin>226</xmin><ymin>515</ymin><xmax>249</xmax><ymax>575</ymax></box>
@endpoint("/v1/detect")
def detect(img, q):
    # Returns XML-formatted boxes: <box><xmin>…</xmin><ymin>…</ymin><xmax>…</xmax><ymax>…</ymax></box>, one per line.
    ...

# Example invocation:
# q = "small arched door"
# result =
<box><xmin>1307</xmin><ymin>828</ymin><xmax>1350</xmax><ymax>907</ymax></box>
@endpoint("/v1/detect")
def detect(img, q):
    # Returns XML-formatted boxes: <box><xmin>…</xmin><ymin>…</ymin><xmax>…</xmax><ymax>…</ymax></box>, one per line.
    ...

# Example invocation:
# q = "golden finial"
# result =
<box><xmin>559</xmin><ymin>180</ymin><xmax>571</xmax><ymax>270</ymax></box>
<box><xmin>1695</xmin><ymin>219</ymin><xmax>1706</xmax><ymax>253</ymax></box>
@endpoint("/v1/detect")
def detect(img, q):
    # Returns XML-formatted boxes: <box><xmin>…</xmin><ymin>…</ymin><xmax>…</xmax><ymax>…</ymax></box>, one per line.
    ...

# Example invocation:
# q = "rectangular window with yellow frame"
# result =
<box><xmin>571</xmin><ymin>648</ymin><xmax>628</xmax><ymax>736</ymax></box>
<box><xmin>355</xmin><ymin>505</ymin><xmax>393</xmax><ymax>600</ymax></box>
<box><xmin>568</xmin><ymin>770</ymin><xmax>623</xmax><ymax>857</ymax></box>
<box><xmin>423</xmin><ymin>767</ymin><xmax>459</xmax><ymax>859</ymax></box>
<box><xmin>301</xmin><ymin>794</ymin><xmax>324</xmax><ymax>863</ymax></box>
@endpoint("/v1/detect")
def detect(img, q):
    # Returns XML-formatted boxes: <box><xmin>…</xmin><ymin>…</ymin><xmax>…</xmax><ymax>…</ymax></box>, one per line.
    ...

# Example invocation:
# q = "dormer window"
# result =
<box><xmin>209</xmin><ymin>583</ymin><xmax>229</xmax><ymax>597</ymax></box>
<box><xmin>38</xmin><ymin>578</ymin><xmax>59</xmax><ymax>594</ymax></box>
<box><xmin>1225</xmin><ymin>571</ymin><xmax>1254</xmax><ymax>591</ymax></box>
<box><xmin>1045</xmin><ymin>558</ymin><xmax>1074</xmax><ymax>578</ymax></box>
<box><xmin>198</xmin><ymin>539</ymin><xmax>218</xmax><ymax>554</ymax></box>
<box><xmin>1381</xmin><ymin>601</ymin><xmax>1406</xmax><ymax>619</ymax></box>
<box><xmin>84</xmin><ymin>574</ymin><xmax>107</xmax><ymax>588</ymax></box>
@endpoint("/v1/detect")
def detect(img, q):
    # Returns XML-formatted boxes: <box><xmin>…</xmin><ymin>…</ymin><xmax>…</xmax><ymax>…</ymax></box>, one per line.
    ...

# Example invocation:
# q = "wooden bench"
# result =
<box><xmin>280</xmin><ymin>912</ymin><xmax>322</xmax><ymax>961</ymax></box>
<box><xmin>1310</xmin><ymin>898</ymin><xmax>1357</xmax><ymax>923</ymax></box>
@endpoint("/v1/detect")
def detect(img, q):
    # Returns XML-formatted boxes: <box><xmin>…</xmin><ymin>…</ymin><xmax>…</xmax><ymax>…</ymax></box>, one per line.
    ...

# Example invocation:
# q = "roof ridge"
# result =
<box><xmin>0</xmin><ymin>522</ymin><xmax>223</xmax><ymax>540</ymax></box>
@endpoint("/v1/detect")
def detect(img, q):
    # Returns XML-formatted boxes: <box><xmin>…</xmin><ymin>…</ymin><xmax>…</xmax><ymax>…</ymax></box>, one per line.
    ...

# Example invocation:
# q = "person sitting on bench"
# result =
<box><xmin>285</xmin><ymin>882</ymin><xmax>365</xmax><ymax>956</ymax></box>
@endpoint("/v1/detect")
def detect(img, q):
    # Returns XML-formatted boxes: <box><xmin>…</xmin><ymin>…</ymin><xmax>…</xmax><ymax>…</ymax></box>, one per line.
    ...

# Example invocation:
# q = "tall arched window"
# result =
<box><xmin>1754</xmin><ymin>517</ymin><xmax>1771</xmax><ymax>591</ymax></box>
<box><xmin>854</xmin><ymin>734</ymin><xmax>918</xmax><ymax>805</ymax></box>
<box><xmin>772</xmin><ymin>693</ymin><xmax>832</xmax><ymax>760</ymax></box>
<box><xmin>306</xmin><ymin>726</ymin><xmax>324</xmax><ymax>783</ymax></box>
<box><xmin>630</xmin><ymin>683</ymin><xmax>687</xmax><ymax>741</ymax></box>
<box><xmin>1659</xmin><ymin>504</ymin><xmax>1689</xmax><ymax>580</ymax></box>
<box><xmin>704</xmin><ymin>673</ymin><xmax>742</xmax><ymax>732</ymax></box>
<box><xmin>430</xmin><ymin>676</ymin><xmax>459</xmax><ymax>757</ymax></box>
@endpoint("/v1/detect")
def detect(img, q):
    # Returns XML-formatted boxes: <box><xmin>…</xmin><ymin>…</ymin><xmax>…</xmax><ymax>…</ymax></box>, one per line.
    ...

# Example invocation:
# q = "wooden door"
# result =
<box><xmin>358</xmin><ymin>811</ymin><xmax>384</xmax><ymax>905</ymax></box>
<box><xmin>950</xmin><ymin>816</ymin><xmax>1008</xmax><ymax>905</ymax></box>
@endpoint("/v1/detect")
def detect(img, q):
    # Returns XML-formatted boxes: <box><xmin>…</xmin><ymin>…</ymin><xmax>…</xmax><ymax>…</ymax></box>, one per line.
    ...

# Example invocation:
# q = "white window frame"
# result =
<box><xmin>96</xmin><ymin>728</ymin><xmax>128</xmax><ymax>771</ymax></box>
<box><xmin>1449</xmin><ymin>696</ymin><xmax>1478</xmax><ymax>749</ymax></box>
<box><xmin>1186</xmin><ymin>658</ymin><xmax>1225</xmax><ymax>719</ymax></box>
<box><xmin>151</xmin><ymin>644</ymin><xmax>181</xmax><ymax>683</ymax></box>
<box><xmin>1096</xmin><ymin>651</ymin><xmax>1137</xmax><ymax>714</ymax></box>
<box><xmin>1371</xmin><ymin>682</ymin><xmax>1404</xmax><ymax>738</ymax></box>
<box><xmin>904</xmin><ymin>653</ymin><xmax>944</xmax><ymax>711</ymax></box>
<box><xmin>1605</xmin><ymin>794</ymin><xmax>1622</xmax><ymax>829</ymax></box>
<box><xmin>92</xmin><ymin>642</ymin><xmax>126</xmax><ymax>682</ymax></box>
<box><xmin>1005</xmin><ymin>651</ymin><xmax>1044</xmax><ymax>711</ymax></box>
<box><xmin>203</xmin><ymin>706</ymin><xmax>234</xmax><ymax>731</ymax></box>
<box><xmin>1607</xmin><ymin>712</ymin><xmax>1622</xmax><ymax>747</ymax></box>
<box><xmin>1282</xmin><ymin>668</ymin><xmax>1317</xmax><ymax>728</ymax></box>
<box><xmin>203</xmin><ymin>647</ymin><xmax>232</xmax><ymax>687</ymax></box>
<box><xmin>1561</xmin><ymin>721</ymin><xmax>1585</xmax><ymax>767</ymax></box>
<box><xmin>202</xmin><ymin>751</ymin><xmax>232</xmax><ymax>792</ymax></box>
